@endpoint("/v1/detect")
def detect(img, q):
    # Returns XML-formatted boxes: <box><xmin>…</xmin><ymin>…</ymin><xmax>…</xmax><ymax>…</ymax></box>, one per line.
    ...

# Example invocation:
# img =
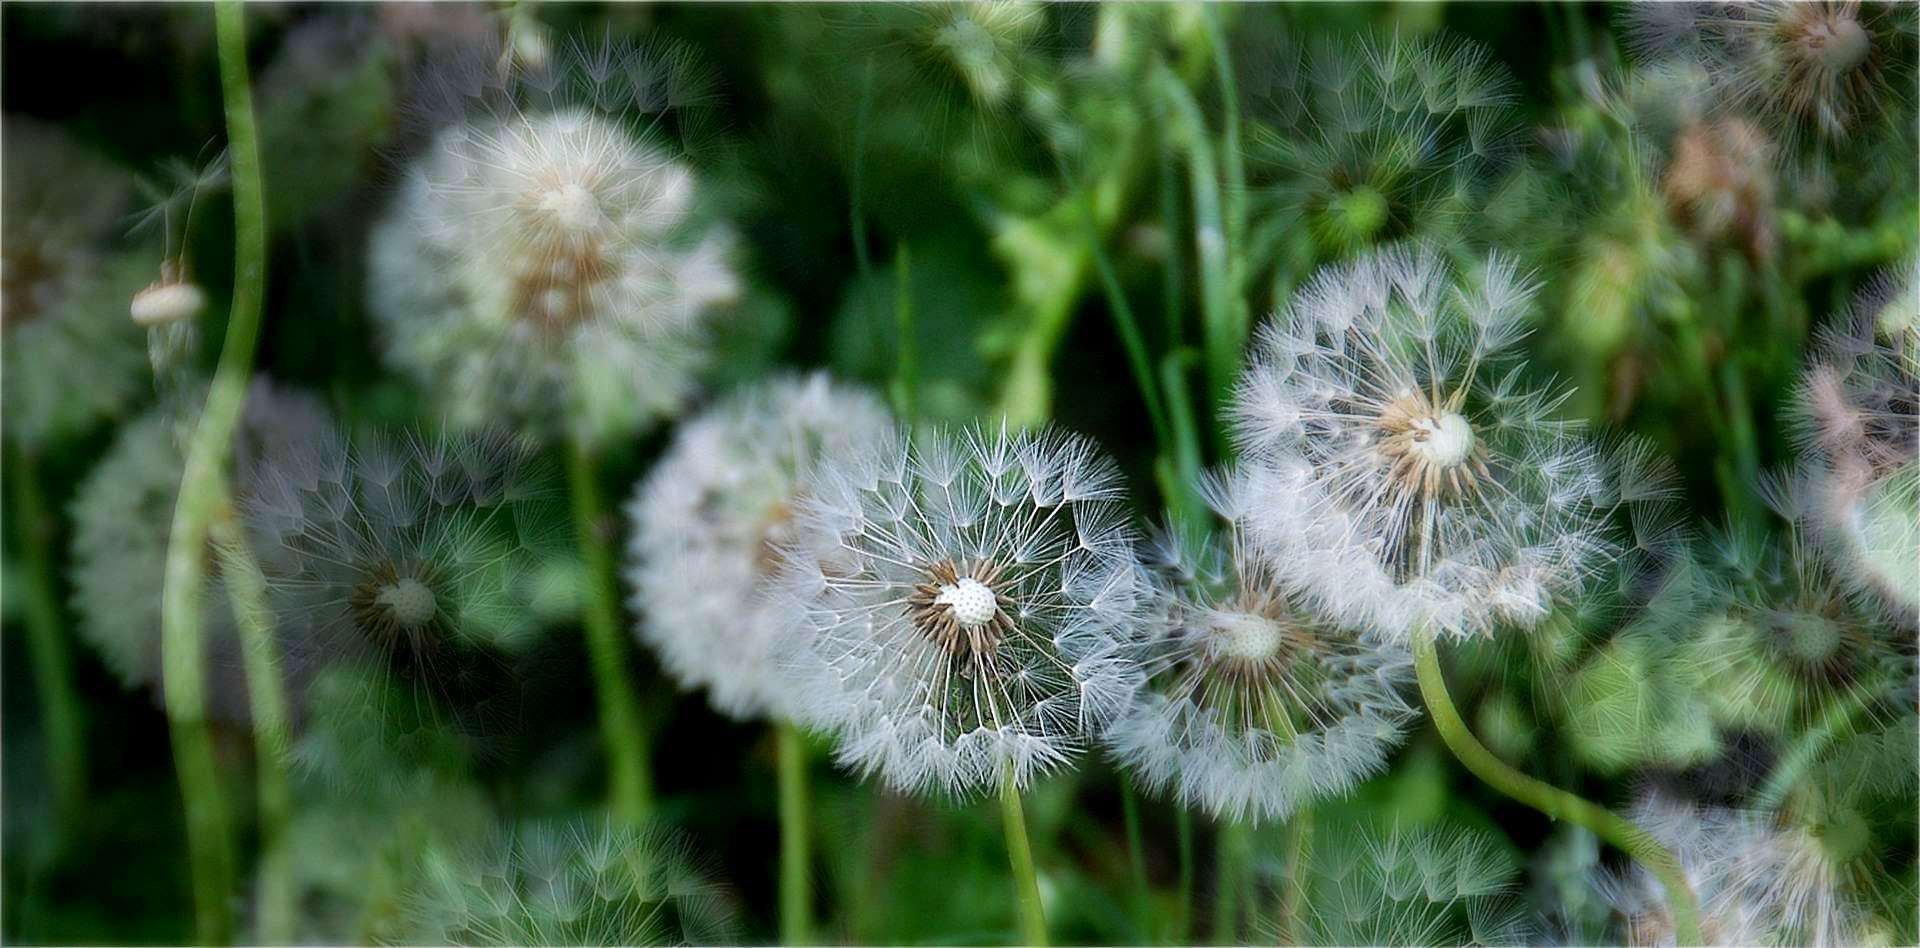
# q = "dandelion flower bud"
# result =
<box><xmin>369</xmin><ymin>38</ymin><xmax>737</xmax><ymax>446</ymax></box>
<box><xmin>2</xmin><ymin>116</ymin><xmax>151</xmax><ymax>447</ymax></box>
<box><xmin>625</xmin><ymin>373</ymin><xmax>892</xmax><ymax>720</ymax></box>
<box><xmin>1232</xmin><ymin>245</ymin><xmax>1619</xmax><ymax>643</ymax></box>
<box><xmin>773</xmin><ymin>423</ymin><xmax>1146</xmax><ymax>797</ymax></box>
<box><xmin>388</xmin><ymin>819</ymin><xmax>740</xmax><ymax>946</ymax></box>
<box><xmin>1104</xmin><ymin>470</ymin><xmax>1415</xmax><ymax>825</ymax></box>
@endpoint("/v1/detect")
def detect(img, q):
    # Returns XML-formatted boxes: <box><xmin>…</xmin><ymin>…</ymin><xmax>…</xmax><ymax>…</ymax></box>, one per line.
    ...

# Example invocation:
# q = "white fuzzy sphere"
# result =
<box><xmin>1231</xmin><ymin>245</ymin><xmax>1625</xmax><ymax>644</ymax></box>
<box><xmin>773</xmin><ymin>423</ymin><xmax>1147</xmax><ymax>797</ymax></box>
<box><xmin>1103</xmin><ymin>470</ymin><xmax>1415</xmax><ymax>825</ymax></box>
<box><xmin>369</xmin><ymin>98</ymin><xmax>737</xmax><ymax>446</ymax></box>
<box><xmin>624</xmin><ymin>373</ymin><xmax>893</xmax><ymax>721</ymax></box>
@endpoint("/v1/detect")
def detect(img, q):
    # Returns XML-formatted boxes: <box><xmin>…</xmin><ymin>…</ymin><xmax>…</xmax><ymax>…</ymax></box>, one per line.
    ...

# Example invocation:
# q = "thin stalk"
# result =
<box><xmin>7</xmin><ymin>446</ymin><xmax>87</xmax><ymax>837</ymax></box>
<box><xmin>1757</xmin><ymin>678</ymin><xmax>1886</xmax><ymax>811</ymax></box>
<box><xmin>1199</xmin><ymin>4</ymin><xmax>1248</xmax><ymax>312</ymax></box>
<box><xmin>1175</xmin><ymin>803</ymin><xmax>1194</xmax><ymax>945</ymax></box>
<box><xmin>566</xmin><ymin>438</ymin><xmax>654</xmax><ymax>826</ymax></box>
<box><xmin>1119</xmin><ymin>777</ymin><xmax>1152</xmax><ymax>943</ymax></box>
<box><xmin>1276</xmin><ymin>808</ymin><xmax>1311</xmax><ymax>946</ymax></box>
<box><xmin>1077</xmin><ymin>185</ymin><xmax>1170</xmax><ymax>449</ymax></box>
<box><xmin>1412</xmin><ymin>629</ymin><xmax>1701</xmax><ymax>944</ymax></box>
<box><xmin>161</xmin><ymin>4</ymin><xmax>268</xmax><ymax>939</ymax></box>
<box><xmin>210</xmin><ymin>501</ymin><xmax>293</xmax><ymax>945</ymax></box>
<box><xmin>776</xmin><ymin>721</ymin><xmax>814</xmax><ymax>946</ymax></box>
<box><xmin>892</xmin><ymin>244</ymin><xmax>917</xmax><ymax>424</ymax></box>
<box><xmin>1212</xmin><ymin>819</ymin><xmax>1250</xmax><ymax>945</ymax></box>
<box><xmin>1161</xmin><ymin>350</ymin><xmax>1208</xmax><ymax>527</ymax></box>
<box><xmin>1157</xmin><ymin>69</ymin><xmax>1236</xmax><ymax>455</ymax></box>
<box><xmin>998</xmin><ymin>764</ymin><xmax>1048</xmax><ymax>947</ymax></box>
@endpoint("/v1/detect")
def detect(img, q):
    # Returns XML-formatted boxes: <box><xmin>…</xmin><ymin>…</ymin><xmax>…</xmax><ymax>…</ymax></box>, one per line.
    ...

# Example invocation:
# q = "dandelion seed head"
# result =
<box><xmin>370</xmin><ymin>37</ymin><xmax>736</xmax><ymax>446</ymax></box>
<box><xmin>773</xmin><ymin>423</ymin><xmax>1145</xmax><ymax>797</ymax></box>
<box><xmin>1104</xmin><ymin>471</ymin><xmax>1415</xmax><ymax>824</ymax></box>
<box><xmin>625</xmin><ymin>373</ymin><xmax>892</xmax><ymax>720</ymax></box>
<box><xmin>1231</xmin><ymin>245</ymin><xmax>1618</xmax><ymax>643</ymax></box>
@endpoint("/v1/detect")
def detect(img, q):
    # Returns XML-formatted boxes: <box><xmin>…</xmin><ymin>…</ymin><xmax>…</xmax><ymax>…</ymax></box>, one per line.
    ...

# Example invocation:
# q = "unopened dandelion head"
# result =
<box><xmin>369</xmin><ymin>36</ymin><xmax>737</xmax><ymax>446</ymax></box>
<box><xmin>390</xmin><ymin>819</ymin><xmax>740</xmax><ymax>946</ymax></box>
<box><xmin>1600</xmin><ymin>793</ymin><xmax>1868</xmax><ymax>947</ymax></box>
<box><xmin>241</xmin><ymin>425</ymin><xmax>562</xmax><ymax>752</ymax></box>
<box><xmin>625</xmin><ymin>373</ymin><xmax>892</xmax><ymax>720</ymax></box>
<box><xmin>774</xmin><ymin>424</ymin><xmax>1146</xmax><ymax>797</ymax></box>
<box><xmin>2</xmin><ymin>116</ymin><xmax>151</xmax><ymax>448</ymax></box>
<box><xmin>1791</xmin><ymin>262</ymin><xmax>1919</xmax><ymax>626</ymax></box>
<box><xmin>1105</xmin><ymin>471</ymin><xmax>1415</xmax><ymax>824</ymax></box>
<box><xmin>1232</xmin><ymin>246</ymin><xmax>1618</xmax><ymax>642</ymax></box>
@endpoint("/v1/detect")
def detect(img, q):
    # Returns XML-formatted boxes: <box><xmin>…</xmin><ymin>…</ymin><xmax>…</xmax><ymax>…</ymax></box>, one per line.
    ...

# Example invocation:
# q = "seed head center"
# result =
<box><xmin>375</xmin><ymin>577</ymin><xmax>437</xmax><ymax>629</ymax></box>
<box><xmin>537</xmin><ymin>181</ymin><xmax>603</xmax><ymax>234</ymax></box>
<box><xmin>1410</xmin><ymin>411</ymin><xmax>1475</xmax><ymax>468</ymax></box>
<box><xmin>1806</xmin><ymin>15</ymin><xmax>1870</xmax><ymax>74</ymax></box>
<box><xmin>1216</xmin><ymin>613</ymin><xmax>1285</xmax><ymax>663</ymax></box>
<box><xmin>936</xmin><ymin>577</ymin><xmax>999</xmax><ymax>630</ymax></box>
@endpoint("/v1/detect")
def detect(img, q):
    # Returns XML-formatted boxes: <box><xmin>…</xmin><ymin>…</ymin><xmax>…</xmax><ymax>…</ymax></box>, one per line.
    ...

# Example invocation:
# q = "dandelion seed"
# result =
<box><xmin>624</xmin><ymin>373</ymin><xmax>893</xmax><ymax>720</ymax></box>
<box><xmin>369</xmin><ymin>36</ymin><xmax>737</xmax><ymax>446</ymax></box>
<box><xmin>773</xmin><ymin>423</ymin><xmax>1146</xmax><ymax>797</ymax></box>
<box><xmin>1232</xmin><ymin>245</ymin><xmax>1617</xmax><ymax>643</ymax></box>
<box><xmin>1105</xmin><ymin>470</ymin><xmax>1415</xmax><ymax>825</ymax></box>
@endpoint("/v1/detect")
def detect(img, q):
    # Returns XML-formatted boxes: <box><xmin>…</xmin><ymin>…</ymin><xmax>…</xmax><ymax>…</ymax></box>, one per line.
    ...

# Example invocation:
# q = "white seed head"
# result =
<box><xmin>772</xmin><ymin>423</ymin><xmax>1146</xmax><ymax>797</ymax></box>
<box><xmin>1231</xmin><ymin>245</ymin><xmax>1621</xmax><ymax>643</ymax></box>
<box><xmin>1806</xmin><ymin>12</ymin><xmax>1871</xmax><ymax>75</ymax></box>
<box><xmin>625</xmin><ymin>374</ymin><xmax>893</xmax><ymax>721</ymax></box>
<box><xmin>1214</xmin><ymin>613</ymin><xmax>1284</xmax><ymax>663</ymax></box>
<box><xmin>376</xmin><ymin>577</ymin><xmax>438</xmax><ymax>629</ymax></box>
<box><xmin>936</xmin><ymin>577</ymin><xmax>999</xmax><ymax>629</ymax></box>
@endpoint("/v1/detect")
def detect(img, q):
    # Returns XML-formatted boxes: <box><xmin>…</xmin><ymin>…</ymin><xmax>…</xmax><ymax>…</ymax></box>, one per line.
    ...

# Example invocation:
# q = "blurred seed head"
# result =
<box><xmin>240</xmin><ymin>423</ymin><xmax>564</xmax><ymax>758</ymax></box>
<box><xmin>69</xmin><ymin>382</ymin><xmax>333</xmax><ymax>723</ymax></box>
<box><xmin>624</xmin><ymin>373</ymin><xmax>893</xmax><ymax>721</ymax></box>
<box><xmin>1232</xmin><ymin>245</ymin><xmax>1630</xmax><ymax>643</ymax></box>
<box><xmin>2</xmin><ymin>116</ymin><xmax>152</xmax><ymax>448</ymax></box>
<box><xmin>369</xmin><ymin>35</ymin><xmax>737</xmax><ymax>446</ymax></box>
<box><xmin>387</xmin><ymin>818</ymin><xmax>740</xmax><ymax>946</ymax></box>
<box><xmin>772</xmin><ymin>423</ymin><xmax>1146</xmax><ymax>797</ymax></box>
<box><xmin>1600</xmin><ymin>792</ymin><xmax>1869</xmax><ymax>947</ymax></box>
<box><xmin>1104</xmin><ymin>469</ymin><xmax>1415</xmax><ymax>825</ymax></box>
<box><xmin>1790</xmin><ymin>261</ymin><xmax>1920</xmax><ymax>627</ymax></box>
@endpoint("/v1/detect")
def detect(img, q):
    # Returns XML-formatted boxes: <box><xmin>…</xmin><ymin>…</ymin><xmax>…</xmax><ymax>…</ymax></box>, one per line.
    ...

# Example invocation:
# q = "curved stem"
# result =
<box><xmin>211</xmin><ymin>502</ymin><xmax>293</xmax><ymax>945</ymax></box>
<box><xmin>161</xmin><ymin>4</ymin><xmax>268</xmax><ymax>939</ymax></box>
<box><xmin>7</xmin><ymin>446</ymin><xmax>87</xmax><ymax>838</ymax></box>
<box><xmin>566</xmin><ymin>438</ymin><xmax>653</xmax><ymax>826</ymax></box>
<box><xmin>776</xmin><ymin>721</ymin><xmax>813</xmax><ymax>946</ymax></box>
<box><xmin>1412</xmin><ymin>630</ymin><xmax>1701</xmax><ymax>944</ymax></box>
<box><xmin>998</xmin><ymin>763</ymin><xmax>1048</xmax><ymax>947</ymax></box>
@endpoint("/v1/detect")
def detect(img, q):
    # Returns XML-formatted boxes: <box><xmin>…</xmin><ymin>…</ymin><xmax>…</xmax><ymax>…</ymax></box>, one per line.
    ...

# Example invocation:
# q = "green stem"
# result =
<box><xmin>161</xmin><ymin>4</ymin><xmax>268</xmax><ymax>939</ymax></box>
<box><xmin>6</xmin><ymin>446</ymin><xmax>87</xmax><ymax>838</ymax></box>
<box><xmin>776</xmin><ymin>721</ymin><xmax>813</xmax><ymax>946</ymax></box>
<box><xmin>566</xmin><ymin>438</ymin><xmax>653</xmax><ymax>826</ymax></box>
<box><xmin>1175</xmin><ymin>760</ymin><xmax>1195</xmax><ymax>945</ymax></box>
<box><xmin>1078</xmin><ymin>184</ymin><xmax>1170</xmax><ymax>449</ymax></box>
<box><xmin>1212</xmin><ymin>819</ymin><xmax>1250</xmax><ymax>945</ymax></box>
<box><xmin>1757</xmin><ymin>678</ymin><xmax>1884</xmax><ymax>811</ymax></box>
<box><xmin>998</xmin><ymin>764</ymin><xmax>1048</xmax><ymax>947</ymax></box>
<box><xmin>1119</xmin><ymin>777</ymin><xmax>1153</xmax><ymax>943</ymax></box>
<box><xmin>1157</xmin><ymin>69</ymin><xmax>1235</xmax><ymax>456</ymax></box>
<box><xmin>1412</xmin><ymin>630</ymin><xmax>1701</xmax><ymax>944</ymax></box>
<box><xmin>892</xmin><ymin>243</ymin><xmax>917</xmax><ymax>424</ymax></box>
<box><xmin>210</xmin><ymin>501</ymin><xmax>293</xmax><ymax>945</ymax></box>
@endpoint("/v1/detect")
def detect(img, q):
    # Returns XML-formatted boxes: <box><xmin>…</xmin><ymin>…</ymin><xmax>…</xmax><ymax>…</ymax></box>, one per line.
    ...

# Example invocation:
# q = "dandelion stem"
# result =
<box><xmin>6</xmin><ymin>445</ymin><xmax>87</xmax><ymax>839</ymax></box>
<box><xmin>160</xmin><ymin>4</ymin><xmax>269</xmax><ymax>939</ymax></box>
<box><xmin>1277</xmin><ymin>807</ymin><xmax>1311</xmax><ymax>946</ymax></box>
<box><xmin>1157</xmin><ymin>68</ymin><xmax>1236</xmax><ymax>458</ymax></box>
<box><xmin>1078</xmin><ymin>181</ymin><xmax>1170</xmax><ymax>449</ymax></box>
<box><xmin>210</xmin><ymin>500</ymin><xmax>293</xmax><ymax>946</ymax></box>
<box><xmin>1757</xmin><ymin>676</ymin><xmax>1886</xmax><ymax>811</ymax></box>
<box><xmin>1211</xmin><ymin>819</ymin><xmax>1250</xmax><ymax>944</ymax></box>
<box><xmin>1175</xmin><ymin>778</ymin><xmax>1195</xmax><ymax>944</ymax></box>
<box><xmin>567</xmin><ymin>438</ymin><xmax>654</xmax><ymax>826</ymax></box>
<box><xmin>1118</xmin><ymin>776</ymin><xmax>1153</xmax><ymax>942</ymax></box>
<box><xmin>998</xmin><ymin>763</ymin><xmax>1048</xmax><ymax>947</ymax></box>
<box><xmin>776</xmin><ymin>721</ymin><xmax>814</xmax><ymax>946</ymax></box>
<box><xmin>1411</xmin><ymin>629</ymin><xmax>1702</xmax><ymax>944</ymax></box>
